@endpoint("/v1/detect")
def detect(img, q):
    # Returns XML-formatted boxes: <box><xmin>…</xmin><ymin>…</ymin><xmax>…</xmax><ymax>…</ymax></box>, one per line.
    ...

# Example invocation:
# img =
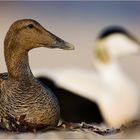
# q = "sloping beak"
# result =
<box><xmin>46</xmin><ymin>30</ymin><xmax>75</xmax><ymax>50</ymax></box>
<box><xmin>51</xmin><ymin>37</ymin><xmax>75</xmax><ymax>50</ymax></box>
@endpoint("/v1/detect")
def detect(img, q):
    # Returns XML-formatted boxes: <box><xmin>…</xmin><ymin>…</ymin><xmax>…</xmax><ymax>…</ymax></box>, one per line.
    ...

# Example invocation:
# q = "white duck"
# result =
<box><xmin>34</xmin><ymin>27</ymin><xmax>140</xmax><ymax>127</ymax></box>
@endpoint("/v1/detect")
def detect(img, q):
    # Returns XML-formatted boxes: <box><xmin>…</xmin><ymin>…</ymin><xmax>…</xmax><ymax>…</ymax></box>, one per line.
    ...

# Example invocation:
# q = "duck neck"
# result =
<box><xmin>4</xmin><ymin>45</ymin><xmax>33</xmax><ymax>79</ymax></box>
<box><xmin>94</xmin><ymin>57</ymin><xmax>127</xmax><ymax>86</ymax></box>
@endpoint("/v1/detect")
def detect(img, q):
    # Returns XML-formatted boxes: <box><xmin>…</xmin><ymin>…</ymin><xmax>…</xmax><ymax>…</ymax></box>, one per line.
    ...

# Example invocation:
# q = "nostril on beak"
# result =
<box><xmin>47</xmin><ymin>31</ymin><xmax>75</xmax><ymax>50</ymax></box>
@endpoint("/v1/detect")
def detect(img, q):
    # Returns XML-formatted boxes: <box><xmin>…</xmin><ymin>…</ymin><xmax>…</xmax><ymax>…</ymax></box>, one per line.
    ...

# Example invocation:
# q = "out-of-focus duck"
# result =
<box><xmin>0</xmin><ymin>19</ymin><xmax>74</xmax><ymax>131</ymax></box>
<box><xmin>34</xmin><ymin>27</ymin><xmax>140</xmax><ymax>127</ymax></box>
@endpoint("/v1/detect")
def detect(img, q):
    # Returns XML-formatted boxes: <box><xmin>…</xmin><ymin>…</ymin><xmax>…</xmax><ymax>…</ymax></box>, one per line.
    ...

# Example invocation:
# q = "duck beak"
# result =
<box><xmin>46</xmin><ymin>30</ymin><xmax>75</xmax><ymax>50</ymax></box>
<box><xmin>51</xmin><ymin>37</ymin><xmax>75</xmax><ymax>50</ymax></box>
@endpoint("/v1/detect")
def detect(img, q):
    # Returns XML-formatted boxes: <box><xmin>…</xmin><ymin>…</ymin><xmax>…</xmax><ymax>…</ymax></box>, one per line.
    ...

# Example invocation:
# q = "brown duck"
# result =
<box><xmin>0</xmin><ymin>19</ymin><xmax>74</xmax><ymax>131</ymax></box>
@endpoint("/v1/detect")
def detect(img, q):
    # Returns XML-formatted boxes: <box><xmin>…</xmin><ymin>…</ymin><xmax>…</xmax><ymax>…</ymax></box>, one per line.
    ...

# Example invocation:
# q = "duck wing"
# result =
<box><xmin>33</xmin><ymin>67</ymin><xmax>102</xmax><ymax>102</ymax></box>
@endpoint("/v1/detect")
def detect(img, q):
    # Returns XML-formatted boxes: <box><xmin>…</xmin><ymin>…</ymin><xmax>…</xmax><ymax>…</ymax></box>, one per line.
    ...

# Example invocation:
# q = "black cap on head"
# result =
<box><xmin>98</xmin><ymin>26</ymin><xmax>128</xmax><ymax>39</ymax></box>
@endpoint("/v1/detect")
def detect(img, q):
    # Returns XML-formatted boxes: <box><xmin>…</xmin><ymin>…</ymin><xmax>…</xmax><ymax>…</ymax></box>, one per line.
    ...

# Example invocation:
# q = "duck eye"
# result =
<box><xmin>28</xmin><ymin>24</ymin><xmax>34</xmax><ymax>29</ymax></box>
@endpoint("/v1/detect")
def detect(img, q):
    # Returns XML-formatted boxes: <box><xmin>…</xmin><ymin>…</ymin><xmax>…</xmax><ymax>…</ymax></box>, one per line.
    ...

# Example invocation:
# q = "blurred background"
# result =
<box><xmin>0</xmin><ymin>1</ymin><xmax>140</xmax><ymax>84</ymax></box>
<box><xmin>0</xmin><ymin>1</ymin><xmax>140</xmax><ymax>138</ymax></box>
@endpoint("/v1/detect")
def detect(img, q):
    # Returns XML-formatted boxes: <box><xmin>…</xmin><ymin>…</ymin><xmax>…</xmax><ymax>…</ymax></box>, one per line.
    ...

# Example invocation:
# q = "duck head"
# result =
<box><xmin>95</xmin><ymin>26</ymin><xmax>140</xmax><ymax>63</ymax></box>
<box><xmin>4</xmin><ymin>19</ymin><xmax>74</xmax><ymax>53</ymax></box>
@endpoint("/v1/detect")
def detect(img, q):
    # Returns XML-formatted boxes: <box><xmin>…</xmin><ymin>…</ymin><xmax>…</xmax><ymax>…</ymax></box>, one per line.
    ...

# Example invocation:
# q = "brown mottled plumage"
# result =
<box><xmin>0</xmin><ymin>19</ymin><xmax>74</xmax><ymax>131</ymax></box>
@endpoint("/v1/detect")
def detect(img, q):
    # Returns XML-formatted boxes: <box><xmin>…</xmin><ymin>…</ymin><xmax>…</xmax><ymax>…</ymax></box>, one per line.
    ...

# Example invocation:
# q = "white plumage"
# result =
<box><xmin>33</xmin><ymin>27</ymin><xmax>140</xmax><ymax>127</ymax></box>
